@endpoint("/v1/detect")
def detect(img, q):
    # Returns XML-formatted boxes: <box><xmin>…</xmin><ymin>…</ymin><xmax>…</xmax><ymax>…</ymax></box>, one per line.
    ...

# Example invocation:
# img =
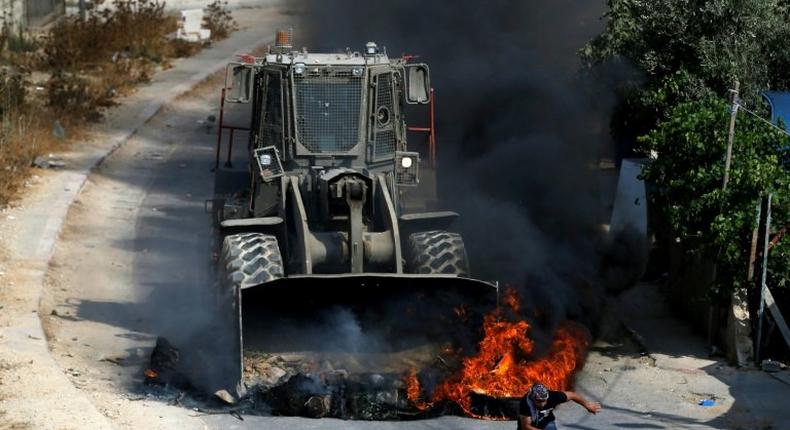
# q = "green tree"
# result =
<box><xmin>582</xmin><ymin>0</ymin><xmax>790</xmax><ymax>143</ymax></box>
<box><xmin>583</xmin><ymin>0</ymin><xmax>790</xmax><ymax>296</ymax></box>
<box><xmin>639</xmin><ymin>97</ymin><xmax>789</xmax><ymax>294</ymax></box>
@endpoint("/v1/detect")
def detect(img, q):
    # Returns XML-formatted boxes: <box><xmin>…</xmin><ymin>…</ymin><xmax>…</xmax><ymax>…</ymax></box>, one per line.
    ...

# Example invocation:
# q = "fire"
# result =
<box><xmin>501</xmin><ymin>287</ymin><xmax>520</xmax><ymax>314</ymax></box>
<box><xmin>144</xmin><ymin>368</ymin><xmax>158</xmax><ymax>379</ymax></box>
<box><xmin>405</xmin><ymin>368</ymin><xmax>430</xmax><ymax>411</ymax></box>
<box><xmin>405</xmin><ymin>288</ymin><xmax>589</xmax><ymax>417</ymax></box>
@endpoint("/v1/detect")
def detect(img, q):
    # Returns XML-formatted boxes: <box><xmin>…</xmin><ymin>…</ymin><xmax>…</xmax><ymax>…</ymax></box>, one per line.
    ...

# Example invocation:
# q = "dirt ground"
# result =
<box><xmin>1</xmin><ymin>2</ymin><xmax>789</xmax><ymax>429</ymax></box>
<box><xmin>0</xmin><ymin>3</ymin><xmax>287</xmax><ymax>429</ymax></box>
<box><xmin>40</xmin><ymin>78</ymin><xmax>220</xmax><ymax>429</ymax></box>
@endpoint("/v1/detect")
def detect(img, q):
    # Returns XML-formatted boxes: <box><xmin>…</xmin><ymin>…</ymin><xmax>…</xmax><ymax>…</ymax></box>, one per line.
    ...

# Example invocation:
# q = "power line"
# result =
<box><xmin>735</xmin><ymin>101</ymin><xmax>790</xmax><ymax>139</ymax></box>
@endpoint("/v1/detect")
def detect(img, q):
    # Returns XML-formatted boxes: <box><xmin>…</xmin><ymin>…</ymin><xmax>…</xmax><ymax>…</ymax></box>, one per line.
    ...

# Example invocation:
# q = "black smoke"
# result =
<box><xmin>292</xmin><ymin>0</ymin><xmax>641</xmax><ymax>337</ymax></box>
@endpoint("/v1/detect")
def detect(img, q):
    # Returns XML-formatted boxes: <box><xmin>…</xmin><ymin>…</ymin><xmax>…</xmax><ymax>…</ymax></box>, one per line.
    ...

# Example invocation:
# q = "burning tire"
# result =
<box><xmin>220</xmin><ymin>233</ymin><xmax>284</xmax><ymax>288</ymax></box>
<box><xmin>406</xmin><ymin>230</ymin><xmax>470</xmax><ymax>276</ymax></box>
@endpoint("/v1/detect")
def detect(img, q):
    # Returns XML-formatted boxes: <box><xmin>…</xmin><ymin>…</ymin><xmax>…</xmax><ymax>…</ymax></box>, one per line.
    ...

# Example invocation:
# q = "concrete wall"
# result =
<box><xmin>0</xmin><ymin>0</ymin><xmax>64</xmax><ymax>29</ymax></box>
<box><xmin>0</xmin><ymin>0</ymin><xmax>26</xmax><ymax>30</ymax></box>
<box><xmin>26</xmin><ymin>0</ymin><xmax>63</xmax><ymax>26</ymax></box>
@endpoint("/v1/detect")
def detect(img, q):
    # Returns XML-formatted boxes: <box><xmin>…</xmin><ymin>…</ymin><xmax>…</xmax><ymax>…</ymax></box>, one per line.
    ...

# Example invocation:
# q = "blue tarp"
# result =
<box><xmin>762</xmin><ymin>91</ymin><xmax>790</xmax><ymax>125</ymax></box>
<box><xmin>761</xmin><ymin>92</ymin><xmax>790</xmax><ymax>158</ymax></box>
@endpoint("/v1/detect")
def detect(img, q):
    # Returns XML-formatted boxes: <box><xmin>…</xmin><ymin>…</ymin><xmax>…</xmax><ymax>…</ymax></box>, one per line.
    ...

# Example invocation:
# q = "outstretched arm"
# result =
<box><xmin>564</xmin><ymin>391</ymin><xmax>602</xmax><ymax>414</ymax></box>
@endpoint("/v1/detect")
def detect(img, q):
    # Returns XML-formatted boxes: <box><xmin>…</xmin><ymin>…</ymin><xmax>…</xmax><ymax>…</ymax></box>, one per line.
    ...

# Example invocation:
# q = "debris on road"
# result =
<box><xmin>261</xmin><ymin>371</ymin><xmax>423</xmax><ymax>420</ymax></box>
<box><xmin>99</xmin><ymin>356</ymin><xmax>125</xmax><ymax>366</ymax></box>
<box><xmin>32</xmin><ymin>154</ymin><xmax>66</xmax><ymax>169</ymax></box>
<box><xmin>761</xmin><ymin>359</ymin><xmax>785</xmax><ymax>373</ymax></box>
<box><xmin>145</xmin><ymin>337</ymin><xmax>189</xmax><ymax>388</ymax></box>
<box><xmin>214</xmin><ymin>389</ymin><xmax>236</xmax><ymax>405</ymax></box>
<box><xmin>242</xmin><ymin>352</ymin><xmax>290</xmax><ymax>388</ymax></box>
<box><xmin>467</xmin><ymin>392</ymin><xmax>520</xmax><ymax>419</ymax></box>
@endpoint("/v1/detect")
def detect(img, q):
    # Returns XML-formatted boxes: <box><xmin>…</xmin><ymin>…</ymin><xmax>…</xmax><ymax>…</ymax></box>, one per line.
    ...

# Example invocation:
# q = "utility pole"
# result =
<box><xmin>723</xmin><ymin>79</ymin><xmax>740</xmax><ymax>190</ymax></box>
<box><xmin>720</xmin><ymin>79</ymin><xmax>753</xmax><ymax>366</ymax></box>
<box><xmin>79</xmin><ymin>0</ymin><xmax>87</xmax><ymax>20</ymax></box>
<box><xmin>755</xmin><ymin>194</ymin><xmax>773</xmax><ymax>363</ymax></box>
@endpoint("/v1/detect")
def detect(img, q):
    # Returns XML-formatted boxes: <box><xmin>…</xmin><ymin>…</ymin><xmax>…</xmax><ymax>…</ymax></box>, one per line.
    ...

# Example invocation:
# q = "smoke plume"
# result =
<box><xmin>292</xmin><ymin>0</ymin><xmax>638</xmax><ymax>337</ymax></box>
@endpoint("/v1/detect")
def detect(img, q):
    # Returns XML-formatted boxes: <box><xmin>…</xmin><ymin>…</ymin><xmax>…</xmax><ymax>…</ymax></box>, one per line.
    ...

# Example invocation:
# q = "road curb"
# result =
<box><xmin>0</xmin><ymin>21</ymin><xmax>273</xmax><ymax>428</ymax></box>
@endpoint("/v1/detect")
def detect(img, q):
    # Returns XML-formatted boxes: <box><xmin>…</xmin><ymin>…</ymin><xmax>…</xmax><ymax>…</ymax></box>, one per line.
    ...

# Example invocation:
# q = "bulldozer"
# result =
<box><xmin>212</xmin><ymin>30</ymin><xmax>497</xmax><ymax>395</ymax></box>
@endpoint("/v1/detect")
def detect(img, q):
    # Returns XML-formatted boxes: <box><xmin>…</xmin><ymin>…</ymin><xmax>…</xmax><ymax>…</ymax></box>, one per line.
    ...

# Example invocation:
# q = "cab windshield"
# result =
<box><xmin>294</xmin><ymin>70</ymin><xmax>363</xmax><ymax>153</ymax></box>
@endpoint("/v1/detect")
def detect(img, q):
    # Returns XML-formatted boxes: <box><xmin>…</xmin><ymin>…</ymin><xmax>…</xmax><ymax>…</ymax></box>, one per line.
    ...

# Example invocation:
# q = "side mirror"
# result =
<box><xmin>404</xmin><ymin>64</ymin><xmax>430</xmax><ymax>104</ymax></box>
<box><xmin>225</xmin><ymin>63</ymin><xmax>254</xmax><ymax>103</ymax></box>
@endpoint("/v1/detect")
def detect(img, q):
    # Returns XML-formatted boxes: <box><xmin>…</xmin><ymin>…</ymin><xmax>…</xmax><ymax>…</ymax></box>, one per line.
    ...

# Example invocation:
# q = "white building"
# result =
<box><xmin>0</xmin><ymin>0</ymin><xmax>65</xmax><ymax>30</ymax></box>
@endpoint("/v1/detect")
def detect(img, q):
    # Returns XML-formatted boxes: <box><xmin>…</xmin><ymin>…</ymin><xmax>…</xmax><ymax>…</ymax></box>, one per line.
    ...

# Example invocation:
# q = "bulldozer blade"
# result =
<box><xmin>231</xmin><ymin>274</ymin><xmax>497</xmax><ymax>393</ymax></box>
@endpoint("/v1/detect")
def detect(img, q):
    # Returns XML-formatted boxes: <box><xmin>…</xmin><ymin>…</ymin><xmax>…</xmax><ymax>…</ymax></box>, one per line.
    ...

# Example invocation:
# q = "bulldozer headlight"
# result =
<box><xmin>395</xmin><ymin>151</ymin><xmax>419</xmax><ymax>187</ymax></box>
<box><xmin>253</xmin><ymin>146</ymin><xmax>284</xmax><ymax>182</ymax></box>
<box><xmin>352</xmin><ymin>67</ymin><xmax>364</xmax><ymax>77</ymax></box>
<box><xmin>294</xmin><ymin>63</ymin><xmax>306</xmax><ymax>75</ymax></box>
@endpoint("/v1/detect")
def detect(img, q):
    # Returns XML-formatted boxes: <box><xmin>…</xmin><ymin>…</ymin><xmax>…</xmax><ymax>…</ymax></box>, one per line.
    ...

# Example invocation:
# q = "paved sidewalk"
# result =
<box><xmin>0</xmin><ymin>4</ymin><xmax>285</xmax><ymax>428</ymax></box>
<box><xmin>572</xmin><ymin>283</ymin><xmax>790</xmax><ymax>429</ymax></box>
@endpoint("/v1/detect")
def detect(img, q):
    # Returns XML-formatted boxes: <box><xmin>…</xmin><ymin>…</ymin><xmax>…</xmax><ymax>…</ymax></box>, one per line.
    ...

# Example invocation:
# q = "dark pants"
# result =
<box><xmin>520</xmin><ymin>422</ymin><xmax>557</xmax><ymax>430</ymax></box>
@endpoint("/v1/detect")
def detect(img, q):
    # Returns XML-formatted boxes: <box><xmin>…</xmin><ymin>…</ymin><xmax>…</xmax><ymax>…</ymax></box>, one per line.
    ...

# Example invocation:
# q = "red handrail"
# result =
<box><xmin>406</xmin><ymin>88</ymin><xmax>436</xmax><ymax>168</ymax></box>
<box><xmin>214</xmin><ymin>87</ymin><xmax>251</xmax><ymax>170</ymax></box>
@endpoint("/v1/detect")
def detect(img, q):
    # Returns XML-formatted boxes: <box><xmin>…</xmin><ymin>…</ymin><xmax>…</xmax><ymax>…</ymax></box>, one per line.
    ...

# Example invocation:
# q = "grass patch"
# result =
<box><xmin>0</xmin><ymin>0</ymin><xmax>235</xmax><ymax>206</ymax></box>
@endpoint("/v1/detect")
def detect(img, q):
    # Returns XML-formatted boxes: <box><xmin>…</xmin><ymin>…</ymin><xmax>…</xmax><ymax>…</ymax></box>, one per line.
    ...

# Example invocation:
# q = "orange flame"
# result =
<box><xmin>404</xmin><ymin>289</ymin><xmax>589</xmax><ymax>417</ymax></box>
<box><xmin>405</xmin><ymin>368</ymin><xmax>430</xmax><ymax>411</ymax></box>
<box><xmin>502</xmin><ymin>287</ymin><xmax>520</xmax><ymax>314</ymax></box>
<box><xmin>144</xmin><ymin>368</ymin><xmax>158</xmax><ymax>379</ymax></box>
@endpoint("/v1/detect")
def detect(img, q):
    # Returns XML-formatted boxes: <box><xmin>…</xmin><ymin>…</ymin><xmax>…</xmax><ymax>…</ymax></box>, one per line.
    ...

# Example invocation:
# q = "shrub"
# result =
<box><xmin>203</xmin><ymin>0</ymin><xmax>236</xmax><ymax>40</ymax></box>
<box><xmin>640</xmin><ymin>97</ymin><xmax>789</xmax><ymax>295</ymax></box>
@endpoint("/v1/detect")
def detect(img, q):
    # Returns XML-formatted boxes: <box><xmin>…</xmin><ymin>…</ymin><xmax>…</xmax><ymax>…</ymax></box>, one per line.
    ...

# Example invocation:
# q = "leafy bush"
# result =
<box><xmin>39</xmin><ymin>0</ymin><xmax>214</xmax><ymax>117</ymax></box>
<box><xmin>46</xmin><ymin>72</ymin><xmax>109</xmax><ymax>122</ymax></box>
<box><xmin>203</xmin><ymin>0</ymin><xmax>237</xmax><ymax>40</ymax></box>
<box><xmin>640</xmin><ymin>97</ymin><xmax>789</xmax><ymax>294</ymax></box>
<box><xmin>0</xmin><ymin>68</ymin><xmax>37</xmax><ymax>203</ymax></box>
<box><xmin>582</xmin><ymin>0</ymin><xmax>790</xmax><ymax>144</ymax></box>
<box><xmin>0</xmin><ymin>0</ymin><xmax>236</xmax><ymax>205</ymax></box>
<box><xmin>0</xmin><ymin>68</ymin><xmax>26</xmax><ymax>121</ymax></box>
<box><xmin>43</xmin><ymin>0</ymin><xmax>178</xmax><ymax>70</ymax></box>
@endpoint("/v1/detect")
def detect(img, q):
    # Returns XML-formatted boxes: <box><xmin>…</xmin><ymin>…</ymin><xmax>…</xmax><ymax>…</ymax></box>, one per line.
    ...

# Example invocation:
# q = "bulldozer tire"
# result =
<box><xmin>220</xmin><ymin>233</ymin><xmax>284</xmax><ymax>288</ymax></box>
<box><xmin>406</xmin><ymin>230</ymin><xmax>470</xmax><ymax>276</ymax></box>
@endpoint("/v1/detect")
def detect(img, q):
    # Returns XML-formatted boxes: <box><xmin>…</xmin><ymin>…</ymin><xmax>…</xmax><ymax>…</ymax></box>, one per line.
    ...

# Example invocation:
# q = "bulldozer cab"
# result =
<box><xmin>223</xmin><ymin>40</ymin><xmax>431</xmax><ymax>191</ymax></box>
